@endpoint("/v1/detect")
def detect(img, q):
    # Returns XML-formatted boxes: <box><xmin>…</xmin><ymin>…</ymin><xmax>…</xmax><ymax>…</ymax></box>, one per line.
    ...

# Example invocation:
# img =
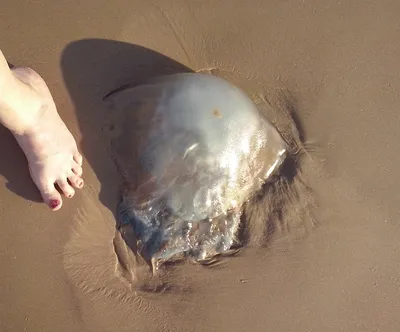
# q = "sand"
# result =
<box><xmin>1</xmin><ymin>1</ymin><xmax>400</xmax><ymax>331</ymax></box>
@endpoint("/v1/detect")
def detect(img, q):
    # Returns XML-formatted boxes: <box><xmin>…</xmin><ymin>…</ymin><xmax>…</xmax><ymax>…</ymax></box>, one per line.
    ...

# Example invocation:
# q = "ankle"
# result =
<box><xmin>0</xmin><ymin>79</ymin><xmax>43</xmax><ymax>135</ymax></box>
<box><xmin>0</xmin><ymin>50</ymin><xmax>13</xmax><ymax>99</ymax></box>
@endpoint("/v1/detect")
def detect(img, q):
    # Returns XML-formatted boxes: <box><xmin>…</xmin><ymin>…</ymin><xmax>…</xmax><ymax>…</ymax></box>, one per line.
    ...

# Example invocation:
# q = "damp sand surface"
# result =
<box><xmin>1</xmin><ymin>1</ymin><xmax>400</xmax><ymax>331</ymax></box>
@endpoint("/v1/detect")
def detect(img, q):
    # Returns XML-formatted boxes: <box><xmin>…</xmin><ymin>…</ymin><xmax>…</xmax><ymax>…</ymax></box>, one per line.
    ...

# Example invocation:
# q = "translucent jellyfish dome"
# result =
<box><xmin>107</xmin><ymin>72</ymin><xmax>288</xmax><ymax>269</ymax></box>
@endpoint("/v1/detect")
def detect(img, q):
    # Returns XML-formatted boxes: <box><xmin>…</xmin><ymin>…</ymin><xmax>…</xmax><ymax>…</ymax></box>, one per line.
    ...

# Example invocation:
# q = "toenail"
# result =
<box><xmin>49</xmin><ymin>199</ymin><xmax>60</xmax><ymax>209</ymax></box>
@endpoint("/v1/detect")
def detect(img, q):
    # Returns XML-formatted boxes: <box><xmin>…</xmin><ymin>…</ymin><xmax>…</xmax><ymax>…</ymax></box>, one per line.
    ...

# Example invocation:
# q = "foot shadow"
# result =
<box><xmin>60</xmin><ymin>38</ymin><xmax>192</xmax><ymax>221</ymax></box>
<box><xmin>0</xmin><ymin>125</ymin><xmax>43</xmax><ymax>202</ymax></box>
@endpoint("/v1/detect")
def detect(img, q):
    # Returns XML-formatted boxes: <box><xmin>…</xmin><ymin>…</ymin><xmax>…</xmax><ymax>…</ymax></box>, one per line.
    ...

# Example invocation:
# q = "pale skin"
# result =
<box><xmin>0</xmin><ymin>49</ymin><xmax>84</xmax><ymax>211</ymax></box>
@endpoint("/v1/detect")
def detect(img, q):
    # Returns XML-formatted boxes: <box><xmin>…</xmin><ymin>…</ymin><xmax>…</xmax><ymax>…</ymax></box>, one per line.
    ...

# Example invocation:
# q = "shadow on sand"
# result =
<box><xmin>61</xmin><ymin>38</ymin><xmax>192</xmax><ymax>219</ymax></box>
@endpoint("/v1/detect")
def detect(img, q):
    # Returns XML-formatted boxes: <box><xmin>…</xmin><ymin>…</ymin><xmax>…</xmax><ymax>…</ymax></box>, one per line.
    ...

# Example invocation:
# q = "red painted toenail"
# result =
<box><xmin>49</xmin><ymin>199</ymin><xmax>59</xmax><ymax>209</ymax></box>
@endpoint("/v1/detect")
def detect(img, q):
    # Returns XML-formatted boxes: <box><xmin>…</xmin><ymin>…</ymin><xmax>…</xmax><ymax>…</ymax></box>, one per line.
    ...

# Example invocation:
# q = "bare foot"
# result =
<box><xmin>0</xmin><ymin>65</ymin><xmax>84</xmax><ymax>211</ymax></box>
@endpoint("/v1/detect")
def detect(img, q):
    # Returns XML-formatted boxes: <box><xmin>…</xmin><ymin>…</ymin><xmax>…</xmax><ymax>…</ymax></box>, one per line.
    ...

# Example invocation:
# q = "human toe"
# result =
<box><xmin>71</xmin><ymin>161</ymin><xmax>83</xmax><ymax>176</ymax></box>
<box><xmin>36</xmin><ymin>180</ymin><xmax>63</xmax><ymax>211</ymax></box>
<box><xmin>73</xmin><ymin>152</ymin><xmax>83</xmax><ymax>166</ymax></box>
<box><xmin>57</xmin><ymin>179</ymin><xmax>75</xmax><ymax>198</ymax></box>
<box><xmin>68</xmin><ymin>173</ymin><xmax>84</xmax><ymax>189</ymax></box>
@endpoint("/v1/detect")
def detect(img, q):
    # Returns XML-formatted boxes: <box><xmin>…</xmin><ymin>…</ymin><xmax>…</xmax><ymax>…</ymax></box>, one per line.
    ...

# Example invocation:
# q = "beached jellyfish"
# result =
<box><xmin>105</xmin><ymin>72</ymin><xmax>288</xmax><ymax>271</ymax></box>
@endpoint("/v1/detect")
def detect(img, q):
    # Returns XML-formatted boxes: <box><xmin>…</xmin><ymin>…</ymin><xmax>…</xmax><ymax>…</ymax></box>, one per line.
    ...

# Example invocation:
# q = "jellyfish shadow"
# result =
<box><xmin>61</xmin><ymin>38</ymin><xmax>192</xmax><ymax>219</ymax></box>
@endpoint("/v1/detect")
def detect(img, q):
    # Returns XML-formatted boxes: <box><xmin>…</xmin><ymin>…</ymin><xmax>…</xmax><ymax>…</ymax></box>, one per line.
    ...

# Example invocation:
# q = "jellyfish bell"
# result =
<box><xmin>105</xmin><ymin>72</ymin><xmax>288</xmax><ymax>271</ymax></box>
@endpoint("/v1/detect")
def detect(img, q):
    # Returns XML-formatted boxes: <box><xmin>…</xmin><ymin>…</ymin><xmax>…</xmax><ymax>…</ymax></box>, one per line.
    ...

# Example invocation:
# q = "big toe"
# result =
<box><xmin>36</xmin><ymin>181</ymin><xmax>63</xmax><ymax>211</ymax></box>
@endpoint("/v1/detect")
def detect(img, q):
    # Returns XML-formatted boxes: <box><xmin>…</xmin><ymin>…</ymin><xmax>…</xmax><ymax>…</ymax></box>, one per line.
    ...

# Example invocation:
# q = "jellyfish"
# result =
<box><xmin>104</xmin><ymin>72</ymin><xmax>289</xmax><ymax>271</ymax></box>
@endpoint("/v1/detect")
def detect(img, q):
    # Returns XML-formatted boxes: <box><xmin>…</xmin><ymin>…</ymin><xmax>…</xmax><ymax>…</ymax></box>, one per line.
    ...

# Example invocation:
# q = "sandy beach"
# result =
<box><xmin>1</xmin><ymin>1</ymin><xmax>400</xmax><ymax>331</ymax></box>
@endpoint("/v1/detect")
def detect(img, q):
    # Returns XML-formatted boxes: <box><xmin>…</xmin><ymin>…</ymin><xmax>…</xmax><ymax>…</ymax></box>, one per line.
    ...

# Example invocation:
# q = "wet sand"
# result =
<box><xmin>1</xmin><ymin>1</ymin><xmax>400</xmax><ymax>331</ymax></box>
